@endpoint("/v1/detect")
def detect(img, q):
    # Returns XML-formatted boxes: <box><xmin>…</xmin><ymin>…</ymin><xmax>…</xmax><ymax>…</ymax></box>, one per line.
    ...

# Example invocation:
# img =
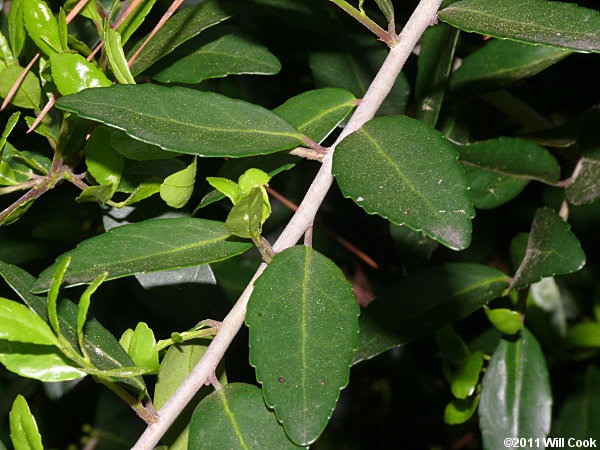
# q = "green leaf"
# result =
<box><xmin>116</xmin><ymin>0</ymin><xmax>158</xmax><ymax>44</ymax></box>
<box><xmin>510</xmin><ymin>208</ymin><xmax>586</xmax><ymax>290</ymax></box>
<box><xmin>450</xmin><ymin>351</ymin><xmax>485</xmax><ymax>399</ymax></box>
<box><xmin>224</xmin><ymin>188</ymin><xmax>266</xmax><ymax>239</ymax></box>
<box><xmin>354</xmin><ymin>263</ymin><xmax>508</xmax><ymax>364</ymax></box>
<box><xmin>56</xmin><ymin>84</ymin><xmax>305</xmax><ymax>157</ymax></box>
<box><xmin>246</xmin><ymin>246</ymin><xmax>359</xmax><ymax>445</ymax></box>
<box><xmin>445</xmin><ymin>395</ymin><xmax>480</xmax><ymax>425</ymax></box>
<box><xmin>0</xmin><ymin>260</ymin><xmax>144</xmax><ymax>391</ymax></box>
<box><xmin>129</xmin><ymin>0</ymin><xmax>243</xmax><ymax>75</ymax></box>
<box><xmin>119</xmin><ymin>329</ymin><xmax>134</xmax><ymax>353</ymax></box>
<box><xmin>485</xmin><ymin>307</ymin><xmax>523</xmax><ymax>335</ymax></box>
<box><xmin>390</xmin><ymin>224</ymin><xmax>439</xmax><ymax>269</ymax></box>
<box><xmin>207</xmin><ymin>177</ymin><xmax>243</xmax><ymax>204</ymax></box>
<box><xmin>22</xmin><ymin>0</ymin><xmax>63</xmax><ymax>55</ymax></box>
<box><xmin>374</xmin><ymin>0</ymin><xmax>394</xmax><ymax>23</ymax></box>
<box><xmin>128</xmin><ymin>322</ymin><xmax>159</xmax><ymax>372</ymax></box>
<box><xmin>0</xmin><ymin>65</ymin><xmax>41</xmax><ymax>110</ymax></box>
<box><xmin>153</xmin><ymin>31</ymin><xmax>281</xmax><ymax>84</ymax></box>
<box><xmin>0</xmin><ymin>161</ymin><xmax>17</xmax><ymax>185</ymax></box>
<box><xmin>8</xmin><ymin>0</ymin><xmax>25</xmax><ymax>60</ymax></box>
<box><xmin>479</xmin><ymin>328</ymin><xmax>552</xmax><ymax>448</ymax></box>
<box><xmin>111</xmin><ymin>128</ymin><xmax>179</xmax><ymax>161</ymax></box>
<box><xmin>564</xmin><ymin>322</ymin><xmax>600</xmax><ymax>348</ymax></box>
<box><xmin>0</xmin><ymin>341</ymin><xmax>87</xmax><ymax>381</ymax></box>
<box><xmin>77</xmin><ymin>273</ymin><xmax>107</xmax><ymax>358</ymax></box>
<box><xmin>0</xmin><ymin>32</ymin><xmax>14</xmax><ymax>67</ymax></box>
<box><xmin>238</xmin><ymin>168</ymin><xmax>270</xmax><ymax>194</ymax></box>
<box><xmin>32</xmin><ymin>218</ymin><xmax>252</xmax><ymax>292</ymax></box>
<box><xmin>451</xmin><ymin>39</ymin><xmax>570</xmax><ymax>93</ymax></box>
<box><xmin>456</xmin><ymin>137</ymin><xmax>560</xmax><ymax>209</ymax></box>
<box><xmin>273</xmin><ymin>88</ymin><xmax>356</xmax><ymax>143</ymax></box>
<box><xmin>309</xmin><ymin>28</ymin><xmax>409</xmax><ymax>117</ymax></box>
<box><xmin>334</xmin><ymin>115</ymin><xmax>474</xmax><ymax>250</ymax></box>
<box><xmin>105</xmin><ymin>28</ymin><xmax>136</xmax><ymax>85</ymax></box>
<box><xmin>115</xmin><ymin>178</ymin><xmax>162</xmax><ymax>207</ymax></box>
<box><xmin>438</xmin><ymin>0</ymin><xmax>600</xmax><ymax>53</ymax></box>
<box><xmin>0</xmin><ymin>198</ymin><xmax>34</xmax><ymax>226</ymax></box>
<box><xmin>9</xmin><ymin>395</ymin><xmax>43</xmax><ymax>450</ymax></box>
<box><xmin>189</xmin><ymin>383</ymin><xmax>301</xmax><ymax>449</ymax></box>
<box><xmin>160</xmin><ymin>157</ymin><xmax>197</xmax><ymax>208</ymax></box>
<box><xmin>117</xmin><ymin>159</ymin><xmax>185</xmax><ymax>193</ymax></box>
<box><xmin>415</xmin><ymin>23</ymin><xmax>460</xmax><ymax>126</ymax></box>
<box><xmin>554</xmin><ymin>365</ymin><xmax>600</xmax><ymax>442</ymax></box>
<box><xmin>85</xmin><ymin>127</ymin><xmax>125</xmax><ymax>190</ymax></box>
<box><xmin>75</xmin><ymin>184</ymin><xmax>115</xmax><ymax>204</ymax></box>
<box><xmin>566</xmin><ymin>157</ymin><xmax>600</xmax><ymax>205</ymax></box>
<box><xmin>0</xmin><ymin>297</ymin><xmax>58</xmax><ymax>346</ymax></box>
<box><xmin>436</xmin><ymin>325</ymin><xmax>470</xmax><ymax>366</ymax></box>
<box><xmin>154</xmin><ymin>341</ymin><xmax>226</xmax><ymax>450</ymax></box>
<box><xmin>0</xmin><ymin>112</ymin><xmax>21</xmax><ymax>160</ymax></box>
<box><xmin>50</xmin><ymin>53</ymin><xmax>112</xmax><ymax>96</ymax></box>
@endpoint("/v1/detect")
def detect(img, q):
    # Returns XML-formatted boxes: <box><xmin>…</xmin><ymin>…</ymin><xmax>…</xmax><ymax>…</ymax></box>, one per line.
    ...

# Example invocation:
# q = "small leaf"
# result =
<box><xmin>566</xmin><ymin>157</ymin><xmax>600</xmax><ymax>205</ymax></box>
<box><xmin>451</xmin><ymin>39</ymin><xmax>570</xmax><ymax>93</ymax></box>
<box><xmin>152</xmin><ymin>31</ymin><xmax>281</xmax><ymax>84</ymax></box>
<box><xmin>246</xmin><ymin>246</ymin><xmax>359</xmax><ymax>445</ymax></box>
<box><xmin>56</xmin><ymin>84</ymin><xmax>305</xmax><ymax>157</ymax></box>
<box><xmin>0</xmin><ymin>297</ymin><xmax>58</xmax><ymax>346</ymax></box>
<box><xmin>77</xmin><ymin>273</ymin><xmax>107</xmax><ymax>358</ymax></box>
<box><xmin>0</xmin><ymin>65</ymin><xmax>41</xmax><ymax>110</ymax></box>
<box><xmin>445</xmin><ymin>395</ymin><xmax>480</xmax><ymax>425</ymax></box>
<box><xmin>189</xmin><ymin>383</ymin><xmax>301</xmax><ymax>449</ymax></box>
<box><xmin>160</xmin><ymin>158</ymin><xmax>197</xmax><ymax>208</ymax></box>
<box><xmin>479</xmin><ymin>328</ymin><xmax>552</xmax><ymax>448</ymax></box>
<box><xmin>224</xmin><ymin>188</ymin><xmax>267</xmax><ymax>239</ymax></box>
<box><xmin>374</xmin><ymin>0</ymin><xmax>394</xmax><ymax>23</ymax></box>
<box><xmin>450</xmin><ymin>351</ymin><xmax>485</xmax><ymax>399</ymax></box>
<box><xmin>0</xmin><ymin>112</ymin><xmax>20</xmax><ymax>160</ymax></box>
<box><xmin>0</xmin><ymin>341</ymin><xmax>87</xmax><ymax>381</ymax></box>
<box><xmin>485</xmin><ymin>307</ymin><xmax>523</xmax><ymax>335</ymax></box>
<box><xmin>105</xmin><ymin>28</ymin><xmax>136</xmax><ymax>85</ymax></box>
<box><xmin>564</xmin><ymin>323</ymin><xmax>600</xmax><ymax>348</ymax></box>
<box><xmin>23</xmin><ymin>0</ymin><xmax>63</xmax><ymax>55</ymax></box>
<box><xmin>206</xmin><ymin>177</ymin><xmax>243</xmax><ymax>204</ymax></box>
<box><xmin>334</xmin><ymin>115</ymin><xmax>474</xmax><ymax>250</ymax></box>
<box><xmin>115</xmin><ymin>178</ymin><xmax>162</xmax><ymax>207</ymax></box>
<box><xmin>238</xmin><ymin>168</ymin><xmax>270</xmax><ymax>194</ymax></box>
<box><xmin>510</xmin><ymin>208</ymin><xmax>586</xmax><ymax>290</ymax></box>
<box><xmin>128</xmin><ymin>322</ymin><xmax>159</xmax><ymax>372</ymax></box>
<box><xmin>85</xmin><ymin>127</ymin><xmax>125</xmax><ymax>191</ymax></box>
<box><xmin>354</xmin><ymin>263</ymin><xmax>508</xmax><ymax>364</ymax></box>
<box><xmin>116</xmin><ymin>0</ymin><xmax>158</xmax><ymax>44</ymax></box>
<box><xmin>0</xmin><ymin>32</ymin><xmax>14</xmax><ymax>66</ymax></box>
<box><xmin>0</xmin><ymin>161</ymin><xmax>17</xmax><ymax>185</ymax></box>
<box><xmin>75</xmin><ymin>184</ymin><xmax>115</xmax><ymax>204</ymax></box>
<box><xmin>119</xmin><ymin>329</ymin><xmax>134</xmax><ymax>353</ymax></box>
<box><xmin>273</xmin><ymin>88</ymin><xmax>356</xmax><ymax>143</ymax></box>
<box><xmin>436</xmin><ymin>325</ymin><xmax>470</xmax><ymax>366</ymax></box>
<box><xmin>439</xmin><ymin>0</ymin><xmax>600</xmax><ymax>53</ymax></box>
<box><xmin>33</xmin><ymin>218</ymin><xmax>252</xmax><ymax>292</ymax></box>
<box><xmin>50</xmin><ymin>53</ymin><xmax>112</xmax><ymax>96</ymax></box>
<box><xmin>9</xmin><ymin>395</ymin><xmax>43</xmax><ymax>450</ymax></box>
<box><xmin>8</xmin><ymin>0</ymin><xmax>25</xmax><ymax>60</ymax></box>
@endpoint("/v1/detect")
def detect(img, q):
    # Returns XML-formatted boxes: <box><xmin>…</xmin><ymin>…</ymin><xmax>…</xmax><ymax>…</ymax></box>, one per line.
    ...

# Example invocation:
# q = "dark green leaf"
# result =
<box><xmin>33</xmin><ymin>218</ymin><xmax>252</xmax><ymax>292</ymax></box>
<box><xmin>445</xmin><ymin>395</ymin><xmax>479</xmax><ymax>425</ymax></box>
<box><xmin>153</xmin><ymin>31</ymin><xmax>281</xmax><ymax>84</ymax></box>
<box><xmin>0</xmin><ymin>65</ymin><xmax>41</xmax><ymax>110</ymax></box>
<box><xmin>485</xmin><ymin>307</ymin><xmax>523</xmax><ymax>335</ymax></box>
<box><xmin>246</xmin><ymin>246</ymin><xmax>359</xmax><ymax>445</ymax></box>
<box><xmin>334</xmin><ymin>116</ymin><xmax>474</xmax><ymax>250</ymax></box>
<box><xmin>510</xmin><ymin>208</ymin><xmax>586</xmax><ymax>290</ymax></box>
<box><xmin>56</xmin><ymin>84</ymin><xmax>305</xmax><ymax>157</ymax></box>
<box><xmin>116</xmin><ymin>0</ymin><xmax>157</xmax><ymax>44</ymax></box>
<box><xmin>451</xmin><ymin>39</ymin><xmax>570</xmax><ymax>93</ymax></box>
<box><xmin>554</xmin><ymin>365</ymin><xmax>600</xmax><ymax>442</ymax></box>
<box><xmin>0</xmin><ymin>341</ymin><xmax>87</xmax><ymax>382</ymax></box>
<box><xmin>75</xmin><ymin>184</ymin><xmax>115</xmax><ymax>205</ymax></box>
<box><xmin>479</xmin><ymin>328</ymin><xmax>552</xmax><ymax>448</ymax></box>
<box><xmin>390</xmin><ymin>224</ymin><xmax>439</xmax><ymax>269</ymax></box>
<box><xmin>111</xmin><ymin>128</ymin><xmax>179</xmax><ymax>161</ymax></box>
<box><xmin>9</xmin><ymin>395</ymin><xmax>43</xmax><ymax>450</ymax></box>
<box><xmin>566</xmin><ymin>157</ymin><xmax>600</xmax><ymax>205</ymax></box>
<box><xmin>0</xmin><ymin>297</ymin><xmax>58</xmax><ymax>345</ymax></box>
<box><xmin>189</xmin><ymin>383</ymin><xmax>301</xmax><ymax>449</ymax></box>
<box><xmin>159</xmin><ymin>158</ymin><xmax>197</xmax><ymax>208</ymax></box>
<box><xmin>0</xmin><ymin>260</ymin><xmax>144</xmax><ymax>391</ymax></box>
<box><xmin>439</xmin><ymin>0</ymin><xmax>600</xmax><ymax>53</ymax></box>
<box><xmin>436</xmin><ymin>325</ymin><xmax>470</xmax><ymax>366</ymax></box>
<box><xmin>354</xmin><ymin>263</ymin><xmax>508</xmax><ymax>364</ymax></box>
<box><xmin>119</xmin><ymin>159</ymin><xmax>186</xmax><ymax>193</ymax></box>
<box><xmin>415</xmin><ymin>23</ymin><xmax>460</xmax><ymax>126</ymax></box>
<box><xmin>129</xmin><ymin>0</ymin><xmax>242</xmax><ymax>75</ymax></box>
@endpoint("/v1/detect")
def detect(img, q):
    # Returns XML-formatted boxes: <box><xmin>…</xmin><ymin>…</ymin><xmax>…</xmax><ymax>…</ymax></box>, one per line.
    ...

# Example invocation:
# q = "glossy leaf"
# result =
<box><xmin>246</xmin><ymin>246</ymin><xmax>359</xmax><ymax>445</ymax></box>
<box><xmin>23</xmin><ymin>0</ymin><xmax>63</xmax><ymax>55</ymax></box>
<box><xmin>510</xmin><ymin>208</ymin><xmax>586</xmax><ymax>290</ymax></box>
<box><xmin>334</xmin><ymin>115</ymin><xmax>474</xmax><ymax>250</ymax></box>
<box><xmin>189</xmin><ymin>383</ymin><xmax>300</xmax><ymax>449</ymax></box>
<box><xmin>56</xmin><ymin>84</ymin><xmax>305</xmax><ymax>157</ymax></box>
<box><xmin>105</xmin><ymin>29</ymin><xmax>135</xmax><ymax>85</ymax></box>
<box><xmin>0</xmin><ymin>112</ymin><xmax>21</xmax><ymax>160</ymax></box>
<box><xmin>451</xmin><ymin>39</ymin><xmax>570</xmax><ymax>93</ymax></box>
<box><xmin>445</xmin><ymin>395</ymin><xmax>479</xmax><ymax>425</ymax></box>
<box><xmin>0</xmin><ymin>341</ymin><xmax>87</xmax><ymax>381</ymax></box>
<box><xmin>0</xmin><ymin>297</ymin><xmax>58</xmax><ymax>346</ymax></box>
<box><xmin>450</xmin><ymin>351</ymin><xmax>484</xmax><ymax>399</ymax></box>
<box><xmin>128</xmin><ymin>322</ymin><xmax>159</xmax><ymax>372</ymax></box>
<box><xmin>9</xmin><ymin>395</ymin><xmax>43</xmax><ymax>450</ymax></box>
<box><xmin>354</xmin><ymin>263</ymin><xmax>508</xmax><ymax>364</ymax></box>
<box><xmin>479</xmin><ymin>328</ymin><xmax>552</xmax><ymax>448</ymax></box>
<box><xmin>33</xmin><ymin>218</ymin><xmax>251</xmax><ymax>292</ymax></box>
<box><xmin>160</xmin><ymin>158</ymin><xmax>197</xmax><ymax>208</ymax></box>
<box><xmin>0</xmin><ymin>260</ymin><xmax>144</xmax><ymax>391</ymax></box>
<box><xmin>8</xmin><ymin>0</ymin><xmax>25</xmax><ymax>60</ymax></box>
<box><xmin>485</xmin><ymin>307</ymin><xmax>523</xmax><ymax>335</ymax></box>
<box><xmin>566</xmin><ymin>157</ymin><xmax>600</xmax><ymax>205</ymax></box>
<box><xmin>50</xmin><ymin>53</ymin><xmax>111</xmax><ymax>96</ymax></box>
<box><xmin>554</xmin><ymin>365</ymin><xmax>600</xmax><ymax>442</ymax></box>
<box><xmin>438</xmin><ymin>0</ymin><xmax>600</xmax><ymax>53</ymax></box>
<box><xmin>0</xmin><ymin>162</ymin><xmax>17</xmax><ymax>185</ymax></box>
<box><xmin>85</xmin><ymin>127</ymin><xmax>125</xmax><ymax>190</ymax></box>
<box><xmin>273</xmin><ymin>88</ymin><xmax>356</xmax><ymax>143</ymax></box>
<box><xmin>415</xmin><ymin>23</ymin><xmax>460</xmax><ymax>126</ymax></box>
<box><xmin>153</xmin><ymin>31</ymin><xmax>281</xmax><ymax>84</ymax></box>
<box><xmin>456</xmin><ymin>137</ymin><xmax>560</xmax><ymax>209</ymax></box>
<box><xmin>0</xmin><ymin>66</ymin><xmax>41</xmax><ymax>110</ymax></box>
<box><xmin>129</xmin><ymin>0</ymin><xmax>242</xmax><ymax>75</ymax></box>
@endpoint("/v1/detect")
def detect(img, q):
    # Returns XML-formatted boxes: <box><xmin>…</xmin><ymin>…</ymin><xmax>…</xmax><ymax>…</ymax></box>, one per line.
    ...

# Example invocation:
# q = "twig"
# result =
<box><xmin>1</xmin><ymin>53</ymin><xmax>41</xmax><ymax>111</ymax></box>
<box><xmin>0</xmin><ymin>179</ymin><xmax>43</xmax><ymax>195</ymax></box>
<box><xmin>131</xmin><ymin>1</ymin><xmax>443</xmax><ymax>448</ymax></box>
<box><xmin>328</xmin><ymin>0</ymin><xmax>396</xmax><ymax>46</ymax></box>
